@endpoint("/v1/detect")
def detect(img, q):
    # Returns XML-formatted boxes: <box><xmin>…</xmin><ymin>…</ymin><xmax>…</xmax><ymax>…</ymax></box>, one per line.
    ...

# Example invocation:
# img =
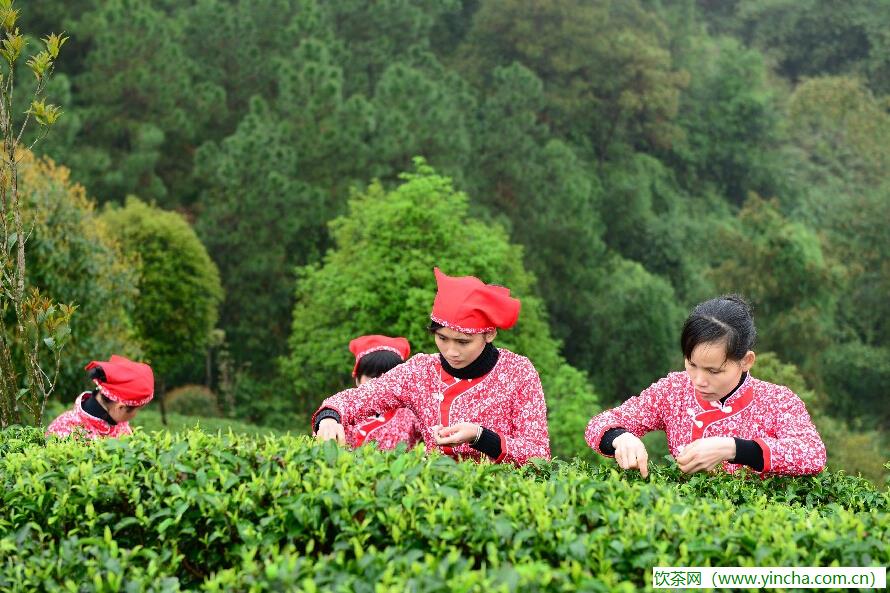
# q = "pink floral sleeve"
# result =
<box><xmin>754</xmin><ymin>389</ymin><xmax>826</xmax><ymax>475</ymax></box>
<box><xmin>585</xmin><ymin>376</ymin><xmax>669</xmax><ymax>456</ymax></box>
<box><xmin>312</xmin><ymin>354</ymin><xmax>429</xmax><ymax>428</ymax></box>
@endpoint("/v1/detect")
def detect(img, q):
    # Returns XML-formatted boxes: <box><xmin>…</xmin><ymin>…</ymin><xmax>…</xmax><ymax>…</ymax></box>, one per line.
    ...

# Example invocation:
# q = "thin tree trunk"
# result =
<box><xmin>158</xmin><ymin>379</ymin><xmax>168</xmax><ymax>426</ymax></box>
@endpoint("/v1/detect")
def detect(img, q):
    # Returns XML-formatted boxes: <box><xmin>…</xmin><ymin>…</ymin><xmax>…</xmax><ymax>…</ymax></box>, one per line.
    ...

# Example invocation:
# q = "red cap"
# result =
<box><xmin>349</xmin><ymin>335</ymin><xmax>411</xmax><ymax>377</ymax></box>
<box><xmin>429</xmin><ymin>267</ymin><xmax>521</xmax><ymax>334</ymax></box>
<box><xmin>84</xmin><ymin>355</ymin><xmax>155</xmax><ymax>406</ymax></box>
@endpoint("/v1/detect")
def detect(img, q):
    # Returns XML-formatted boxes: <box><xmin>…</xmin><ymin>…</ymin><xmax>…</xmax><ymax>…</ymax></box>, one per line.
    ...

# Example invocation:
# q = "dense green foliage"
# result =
<box><xmin>16</xmin><ymin>151</ymin><xmax>139</xmax><ymax>395</ymax></box>
<box><xmin>100</xmin><ymin>198</ymin><xmax>223</xmax><ymax>389</ymax></box>
<box><xmin>0</xmin><ymin>427</ymin><xmax>887</xmax><ymax>591</ymax></box>
<box><xmin>162</xmin><ymin>385</ymin><xmax>222</xmax><ymax>418</ymax></box>
<box><xmin>698</xmin><ymin>0</ymin><xmax>890</xmax><ymax>95</ymax></box>
<box><xmin>13</xmin><ymin>0</ymin><xmax>890</xmax><ymax>477</ymax></box>
<box><xmin>457</xmin><ymin>0</ymin><xmax>689</xmax><ymax>158</ymax></box>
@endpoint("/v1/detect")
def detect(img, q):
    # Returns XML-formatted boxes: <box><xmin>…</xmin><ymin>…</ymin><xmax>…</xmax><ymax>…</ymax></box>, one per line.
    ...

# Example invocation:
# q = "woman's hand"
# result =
<box><xmin>315</xmin><ymin>418</ymin><xmax>346</xmax><ymax>445</ymax></box>
<box><xmin>431</xmin><ymin>423</ymin><xmax>480</xmax><ymax>446</ymax></box>
<box><xmin>612</xmin><ymin>432</ymin><xmax>650</xmax><ymax>478</ymax></box>
<box><xmin>675</xmin><ymin>437</ymin><xmax>736</xmax><ymax>474</ymax></box>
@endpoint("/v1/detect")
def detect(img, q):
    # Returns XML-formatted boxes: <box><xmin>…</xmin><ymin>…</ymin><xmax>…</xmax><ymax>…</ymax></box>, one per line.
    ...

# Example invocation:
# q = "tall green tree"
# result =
<box><xmin>319</xmin><ymin>0</ymin><xmax>461</xmax><ymax>96</ymax></box>
<box><xmin>467</xmin><ymin>65</ymin><xmax>688</xmax><ymax>402</ymax></box>
<box><xmin>708</xmin><ymin>195</ymin><xmax>839</xmax><ymax>367</ymax></box>
<box><xmin>576</xmin><ymin>257</ymin><xmax>686</xmax><ymax>404</ymax></box>
<box><xmin>466</xmin><ymin>64</ymin><xmax>607</xmax><ymax>352</ymax></box>
<box><xmin>789</xmin><ymin>76</ymin><xmax>890</xmax><ymax>189</ymax></box>
<box><xmin>367</xmin><ymin>60</ymin><xmax>474</xmax><ymax>184</ymax></box>
<box><xmin>731</xmin><ymin>0</ymin><xmax>890</xmax><ymax>94</ymax></box>
<box><xmin>18</xmin><ymin>151</ymin><xmax>139</xmax><ymax>402</ymax></box>
<box><xmin>101</xmin><ymin>197</ymin><xmax>223</xmax><ymax>390</ymax></box>
<box><xmin>458</xmin><ymin>0</ymin><xmax>689</xmax><ymax>159</ymax></box>
<box><xmin>178</xmin><ymin>0</ymin><xmax>328</xmax><ymax>139</ymax></box>
<box><xmin>789</xmin><ymin>77</ymin><xmax>890</xmax><ymax>348</ymax></box>
<box><xmin>599</xmin><ymin>153</ymin><xmax>716</xmax><ymax>303</ymax></box>
<box><xmin>197</xmin><ymin>31</ymin><xmax>476</xmax><ymax>372</ymax></box>
<box><xmin>58</xmin><ymin>0</ymin><xmax>220</xmax><ymax>206</ymax></box>
<box><xmin>284</xmin><ymin>160</ymin><xmax>601</xmax><ymax>459</ymax></box>
<box><xmin>195</xmin><ymin>97</ymin><xmax>330</xmax><ymax>373</ymax></box>
<box><xmin>666</xmin><ymin>35</ymin><xmax>784</xmax><ymax>204</ymax></box>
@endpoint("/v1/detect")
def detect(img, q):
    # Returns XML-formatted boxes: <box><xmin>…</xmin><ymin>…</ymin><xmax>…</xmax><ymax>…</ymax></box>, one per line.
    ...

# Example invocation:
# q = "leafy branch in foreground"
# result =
<box><xmin>0</xmin><ymin>0</ymin><xmax>71</xmax><ymax>427</ymax></box>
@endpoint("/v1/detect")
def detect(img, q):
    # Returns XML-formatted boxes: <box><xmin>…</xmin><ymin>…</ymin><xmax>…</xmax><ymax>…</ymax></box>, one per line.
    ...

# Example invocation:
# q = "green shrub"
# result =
<box><xmin>1</xmin><ymin>428</ymin><xmax>886</xmax><ymax>591</ymax></box>
<box><xmin>100</xmin><ymin>197</ymin><xmax>223</xmax><ymax>388</ymax></box>
<box><xmin>0</xmin><ymin>528</ymin><xmax>183</xmax><ymax>593</ymax></box>
<box><xmin>0</xmin><ymin>425</ymin><xmax>45</xmax><ymax>456</ymax></box>
<box><xmin>16</xmin><ymin>151</ymin><xmax>140</xmax><ymax>399</ymax></box>
<box><xmin>223</xmin><ymin>368</ymin><xmax>303</xmax><ymax>432</ymax></box>
<box><xmin>812</xmin><ymin>413</ymin><xmax>889</xmax><ymax>484</ymax></box>
<box><xmin>164</xmin><ymin>385</ymin><xmax>222</xmax><ymax>418</ymax></box>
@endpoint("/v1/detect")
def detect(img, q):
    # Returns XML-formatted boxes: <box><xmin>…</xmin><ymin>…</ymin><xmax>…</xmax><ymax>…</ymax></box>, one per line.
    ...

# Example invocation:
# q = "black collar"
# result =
<box><xmin>82</xmin><ymin>391</ymin><xmax>117</xmax><ymax>426</ymax></box>
<box><xmin>440</xmin><ymin>342</ymin><xmax>499</xmax><ymax>379</ymax></box>
<box><xmin>720</xmin><ymin>372</ymin><xmax>748</xmax><ymax>405</ymax></box>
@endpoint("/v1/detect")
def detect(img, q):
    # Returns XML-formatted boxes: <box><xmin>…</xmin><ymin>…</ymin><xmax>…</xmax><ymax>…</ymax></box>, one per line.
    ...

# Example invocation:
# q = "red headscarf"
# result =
<box><xmin>84</xmin><ymin>355</ymin><xmax>155</xmax><ymax>406</ymax></box>
<box><xmin>349</xmin><ymin>335</ymin><xmax>411</xmax><ymax>377</ymax></box>
<box><xmin>429</xmin><ymin>267</ymin><xmax>521</xmax><ymax>334</ymax></box>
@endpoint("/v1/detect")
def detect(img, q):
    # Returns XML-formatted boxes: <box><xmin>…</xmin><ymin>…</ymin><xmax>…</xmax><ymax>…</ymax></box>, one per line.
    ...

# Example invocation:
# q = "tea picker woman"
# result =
<box><xmin>340</xmin><ymin>334</ymin><xmax>423</xmax><ymax>450</ymax></box>
<box><xmin>46</xmin><ymin>355</ymin><xmax>154</xmax><ymax>439</ymax></box>
<box><xmin>314</xmin><ymin>267</ymin><xmax>551</xmax><ymax>465</ymax></box>
<box><xmin>586</xmin><ymin>295</ymin><xmax>826</xmax><ymax>477</ymax></box>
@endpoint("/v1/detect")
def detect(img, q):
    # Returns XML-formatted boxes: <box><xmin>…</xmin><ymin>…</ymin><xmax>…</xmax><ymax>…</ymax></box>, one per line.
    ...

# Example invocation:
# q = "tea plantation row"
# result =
<box><xmin>0</xmin><ymin>427</ymin><xmax>887</xmax><ymax>591</ymax></box>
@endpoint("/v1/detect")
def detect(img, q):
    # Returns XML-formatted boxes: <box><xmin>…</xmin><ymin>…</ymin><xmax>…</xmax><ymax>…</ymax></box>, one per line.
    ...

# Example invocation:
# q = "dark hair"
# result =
<box><xmin>680</xmin><ymin>294</ymin><xmax>756</xmax><ymax>361</ymax></box>
<box><xmin>87</xmin><ymin>366</ymin><xmax>108</xmax><ymax>401</ymax></box>
<box><xmin>87</xmin><ymin>366</ymin><xmax>107</xmax><ymax>382</ymax></box>
<box><xmin>427</xmin><ymin>321</ymin><xmax>495</xmax><ymax>339</ymax></box>
<box><xmin>355</xmin><ymin>350</ymin><xmax>404</xmax><ymax>380</ymax></box>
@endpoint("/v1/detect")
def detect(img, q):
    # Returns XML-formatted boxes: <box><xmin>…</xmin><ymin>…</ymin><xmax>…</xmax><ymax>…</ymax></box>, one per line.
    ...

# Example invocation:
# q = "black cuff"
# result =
<box><xmin>732</xmin><ymin>438</ymin><xmax>764</xmax><ymax>472</ymax></box>
<box><xmin>470</xmin><ymin>427</ymin><xmax>502</xmax><ymax>459</ymax></box>
<box><xmin>314</xmin><ymin>409</ymin><xmax>341</xmax><ymax>432</ymax></box>
<box><xmin>599</xmin><ymin>427</ymin><xmax>628</xmax><ymax>456</ymax></box>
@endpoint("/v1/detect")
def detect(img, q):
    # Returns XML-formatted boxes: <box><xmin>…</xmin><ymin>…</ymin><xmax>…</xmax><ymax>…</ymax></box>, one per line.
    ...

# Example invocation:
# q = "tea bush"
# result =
<box><xmin>1</xmin><ymin>427</ymin><xmax>886</xmax><ymax>591</ymax></box>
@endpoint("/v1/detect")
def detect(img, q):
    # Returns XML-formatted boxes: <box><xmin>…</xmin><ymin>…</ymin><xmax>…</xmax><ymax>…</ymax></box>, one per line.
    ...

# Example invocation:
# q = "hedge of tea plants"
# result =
<box><xmin>0</xmin><ymin>427</ymin><xmax>887</xmax><ymax>592</ymax></box>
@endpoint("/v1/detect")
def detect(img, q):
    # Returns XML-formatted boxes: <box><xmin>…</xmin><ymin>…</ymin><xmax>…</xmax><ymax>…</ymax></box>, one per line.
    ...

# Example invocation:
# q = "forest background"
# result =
<box><xmin>9</xmin><ymin>0</ymin><xmax>890</xmax><ymax>480</ymax></box>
